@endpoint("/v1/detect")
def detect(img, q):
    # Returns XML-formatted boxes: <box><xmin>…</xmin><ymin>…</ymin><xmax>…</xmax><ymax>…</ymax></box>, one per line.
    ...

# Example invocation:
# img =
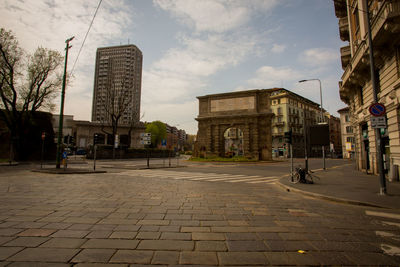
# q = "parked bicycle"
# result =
<box><xmin>290</xmin><ymin>166</ymin><xmax>318</xmax><ymax>184</ymax></box>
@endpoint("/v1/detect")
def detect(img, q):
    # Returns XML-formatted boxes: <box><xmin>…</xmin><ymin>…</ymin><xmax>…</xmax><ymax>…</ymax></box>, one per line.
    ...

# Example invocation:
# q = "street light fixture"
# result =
<box><xmin>299</xmin><ymin>79</ymin><xmax>324</xmax><ymax>123</ymax></box>
<box><xmin>299</xmin><ymin>78</ymin><xmax>326</xmax><ymax>170</ymax></box>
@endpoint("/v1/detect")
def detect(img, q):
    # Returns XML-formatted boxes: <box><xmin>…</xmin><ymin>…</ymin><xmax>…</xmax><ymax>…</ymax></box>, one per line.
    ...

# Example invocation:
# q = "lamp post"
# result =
<box><xmin>56</xmin><ymin>36</ymin><xmax>74</xmax><ymax>169</ymax></box>
<box><xmin>299</xmin><ymin>78</ymin><xmax>326</xmax><ymax>170</ymax></box>
<box><xmin>365</xmin><ymin>0</ymin><xmax>386</xmax><ymax>195</ymax></box>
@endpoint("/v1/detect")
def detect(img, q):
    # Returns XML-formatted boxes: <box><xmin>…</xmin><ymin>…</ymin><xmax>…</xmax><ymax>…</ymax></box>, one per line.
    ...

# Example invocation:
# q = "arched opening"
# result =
<box><xmin>224</xmin><ymin>127</ymin><xmax>244</xmax><ymax>157</ymax></box>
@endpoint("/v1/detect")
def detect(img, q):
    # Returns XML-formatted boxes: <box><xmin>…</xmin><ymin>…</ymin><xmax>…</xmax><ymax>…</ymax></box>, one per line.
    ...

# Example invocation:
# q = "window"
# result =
<box><xmin>359</xmin><ymin>87</ymin><xmax>364</xmax><ymax>105</ymax></box>
<box><xmin>346</xmin><ymin>126</ymin><xmax>353</xmax><ymax>133</ymax></box>
<box><xmin>354</xmin><ymin>7</ymin><xmax>360</xmax><ymax>32</ymax></box>
<box><xmin>277</xmin><ymin>99</ymin><xmax>281</xmax><ymax>104</ymax></box>
<box><xmin>375</xmin><ymin>68</ymin><xmax>381</xmax><ymax>93</ymax></box>
<box><xmin>277</xmin><ymin>107</ymin><xmax>282</xmax><ymax>114</ymax></box>
<box><xmin>396</xmin><ymin>46</ymin><xmax>400</xmax><ymax>77</ymax></box>
<box><xmin>347</xmin><ymin>137</ymin><xmax>355</xmax><ymax>143</ymax></box>
<box><xmin>345</xmin><ymin>115</ymin><xmax>349</xmax><ymax>122</ymax></box>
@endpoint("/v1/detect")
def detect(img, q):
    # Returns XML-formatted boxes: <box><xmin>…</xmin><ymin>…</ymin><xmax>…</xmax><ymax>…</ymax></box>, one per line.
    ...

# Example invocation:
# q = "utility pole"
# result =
<box><xmin>56</xmin><ymin>37</ymin><xmax>74</xmax><ymax>169</ymax></box>
<box><xmin>365</xmin><ymin>0</ymin><xmax>386</xmax><ymax>195</ymax></box>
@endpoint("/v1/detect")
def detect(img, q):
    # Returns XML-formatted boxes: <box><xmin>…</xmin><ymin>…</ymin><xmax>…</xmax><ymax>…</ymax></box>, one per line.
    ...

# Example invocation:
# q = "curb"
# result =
<box><xmin>32</xmin><ymin>169</ymin><xmax>107</xmax><ymax>174</ymax></box>
<box><xmin>0</xmin><ymin>162</ymin><xmax>19</xmax><ymax>166</ymax></box>
<box><xmin>277</xmin><ymin>178</ymin><xmax>387</xmax><ymax>209</ymax></box>
<box><xmin>101</xmin><ymin>165</ymin><xmax>187</xmax><ymax>170</ymax></box>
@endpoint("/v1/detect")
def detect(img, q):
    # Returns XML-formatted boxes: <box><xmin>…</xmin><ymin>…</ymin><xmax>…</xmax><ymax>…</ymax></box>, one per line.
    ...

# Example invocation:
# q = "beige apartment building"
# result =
<box><xmin>338</xmin><ymin>107</ymin><xmax>356</xmax><ymax>158</ymax></box>
<box><xmin>269</xmin><ymin>88</ymin><xmax>338</xmax><ymax>158</ymax></box>
<box><xmin>334</xmin><ymin>0</ymin><xmax>400</xmax><ymax>178</ymax></box>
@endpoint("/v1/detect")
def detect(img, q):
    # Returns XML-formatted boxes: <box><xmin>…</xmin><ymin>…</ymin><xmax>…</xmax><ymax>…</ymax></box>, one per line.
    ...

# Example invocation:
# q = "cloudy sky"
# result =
<box><xmin>1</xmin><ymin>0</ymin><xmax>346</xmax><ymax>134</ymax></box>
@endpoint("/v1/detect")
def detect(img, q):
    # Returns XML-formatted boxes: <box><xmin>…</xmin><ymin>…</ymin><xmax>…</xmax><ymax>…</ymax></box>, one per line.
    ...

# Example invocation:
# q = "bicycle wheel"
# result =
<box><xmin>290</xmin><ymin>172</ymin><xmax>300</xmax><ymax>183</ymax></box>
<box><xmin>305</xmin><ymin>173</ymin><xmax>314</xmax><ymax>184</ymax></box>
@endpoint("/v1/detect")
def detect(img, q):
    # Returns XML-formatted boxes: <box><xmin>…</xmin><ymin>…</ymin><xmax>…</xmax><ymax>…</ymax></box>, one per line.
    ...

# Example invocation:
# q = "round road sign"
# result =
<box><xmin>369</xmin><ymin>103</ymin><xmax>386</xmax><ymax>117</ymax></box>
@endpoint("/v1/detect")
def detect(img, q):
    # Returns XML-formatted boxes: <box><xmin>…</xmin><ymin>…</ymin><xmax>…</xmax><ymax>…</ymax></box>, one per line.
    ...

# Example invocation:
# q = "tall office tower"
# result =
<box><xmin>91</xmin><ymin>44</ymin><xmax>142</xmax><ymax>125</ymax></box>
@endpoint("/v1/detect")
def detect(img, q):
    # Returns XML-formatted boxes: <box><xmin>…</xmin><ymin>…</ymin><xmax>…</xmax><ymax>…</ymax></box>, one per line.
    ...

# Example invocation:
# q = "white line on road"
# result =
<box><xmin>227</xmin><ymin>176</ymin><xmax>278</xmax><ymax>183</ymax></box>
<box><xmin>366</xmin><ymin>210</ymin><xmax>400</xmax><ymax>220</ymax></box>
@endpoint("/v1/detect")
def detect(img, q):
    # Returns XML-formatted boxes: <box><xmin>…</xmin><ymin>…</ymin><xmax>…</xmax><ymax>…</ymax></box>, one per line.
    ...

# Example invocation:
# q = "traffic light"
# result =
<box><xmin>284</xmin><ymin>130</ymin><xmax>292</xmax><ymax>144</ymax></box>
<box><xmin>70</xmin><ymin>136</ymin><xmax>75</xmax><ymax>145</ymax></box>
<box><xmin>94</xmin><ymin>134</ymin><xmax>99</xmax><ymax>145</ymax></box>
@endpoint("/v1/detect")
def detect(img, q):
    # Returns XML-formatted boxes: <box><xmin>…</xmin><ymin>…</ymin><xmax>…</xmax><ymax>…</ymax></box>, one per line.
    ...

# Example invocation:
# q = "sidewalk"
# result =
<box><xmin>278</xmin><ymin>162</ymin><xmax>400</xmax><ymax>209</ymax></box>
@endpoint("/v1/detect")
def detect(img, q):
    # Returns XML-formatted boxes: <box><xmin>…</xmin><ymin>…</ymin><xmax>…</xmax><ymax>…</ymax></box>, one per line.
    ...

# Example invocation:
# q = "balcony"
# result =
<box><xmin>341</xmin><ymin>1</ymin><xmax>400</xmax><ymax>92</ymax></box>
<box><xmin>340</xmin><ymin>45</ymin><xmax>351</xmax><ymax>70</ymax></box>
<box><xmin>273</xmin><ymin>121</ymin><xmax>285</xmax><ymax>127</ymax></box>
<box><xmin>334</xmin><ymin>0</ymin><xmax>347</xmax><ymax>18</ymax></box>
<box><xmin>339</xmin><ymin>17</ymin><xmax>349</xmax><ymax>41</ymax></box>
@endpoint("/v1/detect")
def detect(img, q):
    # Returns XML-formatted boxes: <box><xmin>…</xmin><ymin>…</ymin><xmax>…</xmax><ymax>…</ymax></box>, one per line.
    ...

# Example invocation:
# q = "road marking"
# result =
<box><xmin>366</xmin><ymin>210</ymin><xmax>400</xmax><ymax>220</ymax></box>
<box><xmin>227</xmin><ymin>176</ymin><xmax>278</xmax><ymax>183</ymax></box>
<box><xmin>381</xmin><ymin>244</ymin><xmax>400</xmax><ymax>256</ymax></box>
<box><xmin>117</xmin><ymin>170</ymin><xmax>279</xmax><ymax>185</ymax></box>
<box><xmin>382</xmin><ymin>221</ymin><xmax>400</xmax><ymax>228</ymax></box>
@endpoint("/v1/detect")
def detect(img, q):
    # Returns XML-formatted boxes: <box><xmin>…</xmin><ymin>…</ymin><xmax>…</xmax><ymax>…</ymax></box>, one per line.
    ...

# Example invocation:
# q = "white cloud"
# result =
<box><xmin>142</xmin><ymin>33</ymin><xmax>258</xmax><ymax>105</ymax></box>
<box><xmin>153</xmin><ymin>0</ymin><xmax>279</xmax><ymax>33</ymax></box>
<box><xmin>0</xmin><ymin>0</ymin><xmax>134</xmax><ymax>120</ymax></box>
<box><xmin>299</xmin><ymin>48</ymin><xmax>339</xmax><ymax>67</ymax></box>
<box><xmin>246</xmin><ymin>65</ymin><xmax>303</xmax><ymax>88</ymax></box>
<box><xmin>271</xmin><ymin>43</ymin><xmax>286</xmax><ymax>53</ymax></box>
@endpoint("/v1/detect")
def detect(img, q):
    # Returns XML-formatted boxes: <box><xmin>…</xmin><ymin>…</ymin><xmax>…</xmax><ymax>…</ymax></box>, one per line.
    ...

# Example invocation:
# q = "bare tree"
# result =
<box><xmin>0</xmin><ymin>28</ymin><xmax>63</xmax><ymax>160</ymax></box>
<box><xmin>99</xmin><ymin>66</ymin><xmax>133</xmax><ymax>159</ymax></box>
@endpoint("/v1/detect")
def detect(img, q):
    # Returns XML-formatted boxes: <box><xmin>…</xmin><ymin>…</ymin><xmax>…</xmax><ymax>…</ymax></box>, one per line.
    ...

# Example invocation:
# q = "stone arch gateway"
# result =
<box><xmin>195</xmin><ymin>90</ymin><xmax>274</xmax><ymax>160</ymax></box>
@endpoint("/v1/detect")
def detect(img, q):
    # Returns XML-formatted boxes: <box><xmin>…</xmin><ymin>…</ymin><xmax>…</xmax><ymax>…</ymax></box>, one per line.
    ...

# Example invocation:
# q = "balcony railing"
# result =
<box><xmin>341</xmin><ymin>0</ymin><xmax>400</xmax><ymax>90</ymax></box>
<box><xmin>339</xmin><ymin>17</ymin><xmax>349</xmax><ymax>41</ymax></box>
<box><xmin>340</xmin><ymin>45</ymin><xmax>351</xmax><ymax>70</ymax></box>
<box><xmin>273</xmin><ymin>122</ymin><xmax>285</xmax><ymax>127</ymax></box>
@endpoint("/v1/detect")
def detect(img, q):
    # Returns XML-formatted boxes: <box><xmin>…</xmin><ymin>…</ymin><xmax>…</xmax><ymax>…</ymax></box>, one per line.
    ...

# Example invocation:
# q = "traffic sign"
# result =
<box><xmin>141</xmin><ymin>136</ymin><xmax>151</xmax><ymax>141</ymax></box>
<box><xmin>371</xmin><ymin>116</ymin><xmax>387</xmax><ymax>129</ymax></box>
<box><xmin>140</xmin><ymin>133</ymin><xmax>151</xmax><ymax>137</ymax></box>
<box><xmin>140</xmin><ymin>140</ymin><xmax>151</xmax><ymax>145</ymax></box>
<box><xmin>62</xmin><ymin>151</ymin><xmax>68</xmax><ymax>159</ymax></box>
<box><xmin>161</xmin><ymin>139</ymin><xmax>167</xmax><ymax>146</ymax></box>
<box><xmin>369</xmin><ymin>103</ymin><xmax>386</xmax><ymax>117</ymax></box>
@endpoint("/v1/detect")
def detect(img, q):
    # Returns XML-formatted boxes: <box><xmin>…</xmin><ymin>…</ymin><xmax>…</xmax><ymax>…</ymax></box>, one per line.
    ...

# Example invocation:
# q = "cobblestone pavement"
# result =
<box><xmin>0</xmin><ymin>167</ymin><xmax>400</xmax><ymax>266</ymax></box>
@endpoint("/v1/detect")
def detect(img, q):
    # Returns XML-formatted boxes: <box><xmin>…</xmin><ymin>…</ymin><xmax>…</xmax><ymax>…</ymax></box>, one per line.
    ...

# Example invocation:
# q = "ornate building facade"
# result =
<box><xmin>334</xmin><ymin>0</ymin><xmax>400</xmax><ymax>178</ymax></box>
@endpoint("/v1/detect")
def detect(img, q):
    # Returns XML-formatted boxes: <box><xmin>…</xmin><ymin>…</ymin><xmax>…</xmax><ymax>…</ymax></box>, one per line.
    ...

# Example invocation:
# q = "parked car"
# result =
<box><xmin>76</xmin><ymin>149</ymin><xmax>87</xmax><ymax>155</ymax></box>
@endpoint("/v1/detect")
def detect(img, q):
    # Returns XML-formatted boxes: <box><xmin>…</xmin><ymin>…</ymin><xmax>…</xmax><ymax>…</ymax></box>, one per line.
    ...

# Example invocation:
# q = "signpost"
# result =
<box><xmin>369</xmin><ymin>103</ymin><xmax>386</xmax><ymax>117</ymax></box>
<box><xmin>140</xmin><ymin>133</ymin><xmax>152</xmax><ymax>168</ymax></box>
<box><xmin>41</xmin><ymin>132</ymin><xmax>46</xmax><ymax>169</ymax></box>
<box><xmin>370</xmin><ymin>116</ymin><xmax>387</xmax><ymax>129</ymax></box>
<box><xmin>140</xmin><ymin>133</ymin><xmax>151</xmax><ymax>145</ymax></box>
<box><xmin>161</xmin><ymin>139</ymin><xmax>167</xmax><ymax>167</ymax></box>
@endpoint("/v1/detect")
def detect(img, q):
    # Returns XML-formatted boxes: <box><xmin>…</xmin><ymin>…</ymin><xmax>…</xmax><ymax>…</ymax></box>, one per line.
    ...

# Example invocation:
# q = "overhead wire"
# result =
<box><xmin>70</xmin><ymin>0</ymin><xmax>103</xmax><ymax>76</ymax></box>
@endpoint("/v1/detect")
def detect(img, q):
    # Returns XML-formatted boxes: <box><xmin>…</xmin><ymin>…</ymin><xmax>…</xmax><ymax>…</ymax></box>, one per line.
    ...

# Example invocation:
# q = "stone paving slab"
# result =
<box><xmin>1</xmin><ymin>166</ymin><xmax>400</xmax><ymax>266</ymax></box>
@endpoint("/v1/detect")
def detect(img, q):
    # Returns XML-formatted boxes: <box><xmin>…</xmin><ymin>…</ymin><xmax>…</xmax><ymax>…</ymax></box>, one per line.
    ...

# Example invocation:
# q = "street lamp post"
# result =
<box><xmin>365</xmin><ymin>0</ymin><xmax>386</xmax><ymax>195</ymax></box>
<box><xmin>56</xmin><ymin>36</ymin><xmax>74</xmax><ymax>169</ymax></box>
<box><xmin>299</xmin><ymin>79</ymin><xmax>326</xmax><ymax>170</ymax></box>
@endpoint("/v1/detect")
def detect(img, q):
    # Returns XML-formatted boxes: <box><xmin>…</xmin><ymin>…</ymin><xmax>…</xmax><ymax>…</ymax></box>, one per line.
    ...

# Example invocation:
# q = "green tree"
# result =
<box><xmin>0</xmin><ymin>28</ymin><xmax>63</xmax><ymax>160</ymax></box>
<box><xmin>145</xmin><ymin>121</ymin><xmax>166</xmax><ymax>148</ymax></box>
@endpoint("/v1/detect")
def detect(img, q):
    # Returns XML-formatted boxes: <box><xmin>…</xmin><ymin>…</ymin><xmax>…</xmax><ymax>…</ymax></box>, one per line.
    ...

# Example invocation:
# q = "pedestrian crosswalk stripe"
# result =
<box><xmin>227</xmin><ymin>176</ymin><xmax>278</xmax><ymax>183</ymax></box>
<box><xmin>248</xmin><ymin>180</ymin><xmax>276</xmax><ymax>184</ymax></box>
<box><xmin>366</xmin><ymin>210</ymin><xmax>400</xmax><ymax>220</ymax></box>
<box><xmin>117</xmin><ymin>170</ymin><xmax>279</xmax><ymax>185</ymax></box>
